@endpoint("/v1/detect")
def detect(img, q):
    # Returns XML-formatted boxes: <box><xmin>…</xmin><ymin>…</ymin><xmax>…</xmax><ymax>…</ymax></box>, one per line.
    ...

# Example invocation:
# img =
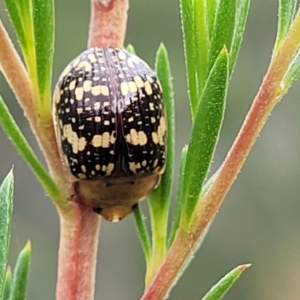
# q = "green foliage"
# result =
<box><xmin>133</xmin><ymin>205</ymin><xmax>151</xmax><ymax>262</ymax></box>
<box><xmin>0</xmin><ymin>96</ymin><xmax>59</xmax><ymax>200</ymax></box>
<box><xmin>181</xmin><ymin>47</ymin><xmax>228</xmax><ymax>220</ymax></box>
<box><xmin>4</xmin><ymin>0</ymin><xmax>54</xmax><ymax>113</ymax></box>
<box><xmin>8</xmin><ymin>242</ymin><xmax>31</xmax><ymax>300</ymax></box>
<box><xmin>276</xmin><ymin>0</ymin><xmax>297</xmax><ymax>49</ymax></box>
<box><xmin>2</xmin><ymin>267</ymin><xmax>12</xmax><ymax>300</ymax></box>
<box><xmin>201</xmin><ymin>265</ymin><xmax>251</xmax><ymax>300</ymax></box>
<box><xmin>0</xmin><ymin>171</ymin><xmax>14</xmax><ymax>297</ymax></box>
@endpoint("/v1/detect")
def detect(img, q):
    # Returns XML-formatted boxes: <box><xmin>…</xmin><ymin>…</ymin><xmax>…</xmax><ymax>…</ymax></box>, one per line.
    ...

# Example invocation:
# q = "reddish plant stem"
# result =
<box><xmin>56</xmin><ymin>1</ymin><xmax>129</xmax><ymax>300</ymax></box>
<box><xmin>56</xmin><ymin>204</ymin><xmax>101</xmax><ymax>300</ymax></box>
<box><xmin>0</xmin><ymin>20</ymin><xmax>70</xmax><ymax>206</ymax></box>
<box><xmin>88</xmin><ymin>0</ymin><xmax>129</xmax><ymax>48</ymax></box>
<box><xmin>141</xmin><ymin>71</ymin><xmax>279</xmax><ymax>300</ymax></box>
<box><xmin>142</xmin><ymin>9</ymin><xmax>300</xmax><ymax>297</ymax></box>
<box><xmin>0</xmin><ymin>20</ymin><xmax>34</xmax><ymax>121</ymax></box>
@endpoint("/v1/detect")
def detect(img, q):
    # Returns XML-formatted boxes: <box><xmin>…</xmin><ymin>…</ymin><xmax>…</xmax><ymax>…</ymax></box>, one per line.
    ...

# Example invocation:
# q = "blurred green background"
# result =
<box><xmin>1</xmin><ymin>0</ymin><xmax>300</xmax><ymax>299</ymax></box>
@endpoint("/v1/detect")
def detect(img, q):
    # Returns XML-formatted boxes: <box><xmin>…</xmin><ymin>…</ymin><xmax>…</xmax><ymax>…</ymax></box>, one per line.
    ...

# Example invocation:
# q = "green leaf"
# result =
<box><xmin>0</xmin><ymin>95</ymin><xmax>60</xmax><ymax>200</ymax></box>
<box><xmin>205</xmin><ymin>0</ymin><xmax>218</xmax><ymax>40</ymax></box>
<box><xmin>5</xmin><ymin>0</ymin><xmax>54</xmax><ymax>115</ymax></box>
<box><xmin>4</xmin><ymin>0</ymin><xmax>37</xmax><ymax>88</ymax></box>
<box><xmin>9</xmin><ymin>242</ymin><xmax>31</xmax><ymax>300</ymax></box>
<box><xmin>182</xmin><ymin>48</ymin><xmax>228</xmax><ymax>221</ymax></box>
<box><xmin>283</xmin><ymin>48</ymin><xmax>300</xmax><ymax>87</ymax></box>
<box><xmin>150</xmin><ymin>44</ymin><xmax>175</xmax><ymax>211</ymax></box>
<box><xmin>275</xmin><ymin>0</ymin><xmax>297</xmax><ymax>50</ymax></box>
<box><xmin>229</xmin><ymin>0</ymin><xmax>250</xmax><ymax>74</ymax></box>
<box><xmin>201</xmin><ymin>264</ymin><xmax>251</xmax><ymax>300</ymax></box>
<box><xmin>180</xmin><ymin>0</ymin><xmax>198</xmax><ymax>118</ymax></box>
<box><xmin>209</xmin><ymin>0</ymin><xmax>236</xmax><ymax>72</ymax></box>
<box><xmin>147</xmin><ymin>44</ymin><xmax>175</xmax><ymax>269</ymax></box>
<box><xmin>194</xmin><ymin>0</ymin><xmax>210</xmax><ymax>93</ymax></box>
<box><xmin>133</xmin><ymin>205</ymin><xmax>151</xmax><ymax>262</ymax></box>
<box><xmin>2</xmin><ymin>267</ymin><xmax>12</xmax><ymax>300</ymax></box>
<box><xmin>4</xmin><ymin>0</ymin><xmax>32</xmax><ymax>60</ymax></box>
<box><xmin>32</xmin><ymin>0</ymin><xmax>54</xmax><ymax>113</ymax></box>
<box><xmin>167</xmin><ymin>146</ymin><xmax>188</xmax><ymax>248</ymax></box>
<box><xmin>0</xmin><ymin>170</ymin><xmax>14</xmax><ymax>298</ymax></box>
<box><xmin>126</xmin><ymin>44</ymin><xmax>136</xmax><ymax>54</ymax></box>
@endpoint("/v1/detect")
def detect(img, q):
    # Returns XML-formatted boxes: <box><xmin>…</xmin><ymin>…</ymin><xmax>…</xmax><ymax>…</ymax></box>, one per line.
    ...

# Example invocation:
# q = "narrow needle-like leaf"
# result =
<box><xmin>2</xmin><ymin>267</ymin><xmax>12</xmax><ymax>300</ymax></box>
<box><xmin>180</xmin><ymin>0</ymin><xmax>198</xmax><ymax>118</ymax></box>
<box><xmin>182</xmin><ymin>48</ymin><xmax>228</xmax><ymax>221</ymax></box>
<box><xmin>167</xmin><ymin>146</ymin><xmax>187</xmax><ymax>248</ymax></box>
<box><xmin>201</xmin><ymin>264</ymin><xmax>251</xmax><ymax>300</ymax></box>
<box><xmin>133</xmin><ymin>205</ymin><xmax>151</xmax><ymax>263</ymax></box>
<box><xmin>9</xmin><ymin>241</ymin><xmax>31</xmax><ymax>300</ymax></box>
<box><xmin>0</xmin><ymin>95</ymin><xmax>60</xmax><ymax>200</ymax></box>
<box><xmin>0</xmin><ymin>171</ymin><xmax>14</xmax><ymax>298</ymax></box>
<box><xmin>275</xmin><ymin>0</ymin><xmax>297</xmax><ymax>50</ymax></box>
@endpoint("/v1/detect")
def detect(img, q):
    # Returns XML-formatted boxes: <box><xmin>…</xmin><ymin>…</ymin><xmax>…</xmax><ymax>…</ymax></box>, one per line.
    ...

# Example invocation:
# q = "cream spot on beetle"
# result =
<box><xmin>145</xmin><ymin>81</ymin><xmax>152</xmax><ymax>95</ymax></box>
<box><xmin>158</xmin><ymin>117</ymin><xmax>166</xmax><ymax>145</ymax></box>
<box><xmin>128</xmin><ymin>117</ymin><xmax>134</xmax><ymax>122</ymax></box>
<box><xmin>54</xmin><ymin>88</ymin><xmax>61</xmax><ymax>104</ymax></box>
<box><xmin>101</xmin><ymin>85</ymin><xmax>109</xmax><ymax>96</ymax></box>
<box><xmin>92</xmin><ymin>85</ymin><xmax>101</xmax><ymax>96</ymax></box>
<box><xmin>81</xmin><ymin>165</ymin><xmax>87</xmax><ymax>173</ymax></box>
<box><xmin>126</xmin><ymin>129</ymin><xmax>148</xmax><ymax>146</ymax></box>
<box><xmin>95</xmin><ymin>164</ymin><xmax>101</xmax><ymax>171</ymax></box>
<box><xmin>69</xmin><ymin>80</ymin><xmax>76</xmax><ymax>91</ymax></box>
<box><xmin>134</xmin><ymin>76</ymin><xmax>144</xmax><ymax>88</ymax></box>
<box><xmin>149</xmin><ymin>103</ymin><xmax>155</xmax><ymax>111</ymax></box>
<box><xmin>110</xmin><ymin>132</ymin><xmax>116</xmax><ymax>144</ymax></box>
<box><xmin>146</xmin><ymin>75</ymin><xmax>154</xmax><ymax>83</ymax></box>
<box><xmin>153</xmin><ymin>166</ymin><xmax>162</xmax><ymax>174</ymax></box>
<box><xmin>102</xmin><ymin>132</ymin><xmax>110</xmax><ymax>148</ymax></box>
<box><xmin>106</xmin><ymin>163</ymin><xmax>114</xmax><ymax>175</ymax></box>
<box><xmin>94</xmin><ymin>102</ymin><xmax>101</xmax><ymax>110</ymax></box>
<box><xmin>152</xmin><ymin>132</ymin><xmax>159</xmax><ymax>144</ymax></box>
<box><xmin>151</xmin><ymin>117</ymin><xmax>156</xmax><ymax>123</ymax></box>
<box><xmin>76</xmin><ymin>61</ymin><xmax>92</xmax><ymax>72</ymax></box>
<box><xmin>118</xmin><ymin>51</ymin><xmax>126</xmax><ymax>60</ymax></box>
<box><xmin>104</xmin><ymin>120</ymin><xmax>110</xmax><ymax>126</ymax></box>
<box><xmin>153</xmin><ymin>159</ymin><xmax>158</xmax><ymax>168</ymax></box>
<box><xmin>139</xmin><ymin>131</ymin><xmax>147</xmax><ymax>146</ymax></box>
<box><xmin>129</xmin><ymin>162</ymin><xmax>141</xmax><ymax>173</ymax></box>
<box><xmin>77</xmin><ymin>108</ymin><xmax>83</xmax><ymax>114</ymax></box>
<box><xmin>88</xmin><ymin>53</ymin><xmax>97</xmax><ymax>63</ymax></box>
<box><xmin>83</xmin><ymin>80</ymin><xmax>92</xmax><ymax>92</ymax></box>
<box><xmin>77</xmin><ymin>173</ymin><xmax>87</xmax><ymax>179</ymax></box>
<box><xmin>91</xmin><ymin>135</ymin><xmax>102</xmax><ymax>147</ymax></box>
<box><xmin>128</xmin><ymin>81</ymin><xmax>137</xmax><ymax>93</ymax></box>
<box><xmin>120</xmin><ymin>82</ymin><xmax>129</xmax><ymax>96</ymax></box>
<box><xmin>75</xmin><ymin>87</ymin><xmax>84</xmax><ymax>101</ymax></box>
<box><xmin>142</xmin><ymin>160</ymin><xmax>147</xmax><ymax>167</ymax></box>
<box><xmin>95</xmin><ymin>116</ymin><xmax>101</xmax><ymax>122</ymax></box>
<box><xmin>127</xmin><ymin>128</ymin><xmax>138</xmax><ymax>145</ymax></box>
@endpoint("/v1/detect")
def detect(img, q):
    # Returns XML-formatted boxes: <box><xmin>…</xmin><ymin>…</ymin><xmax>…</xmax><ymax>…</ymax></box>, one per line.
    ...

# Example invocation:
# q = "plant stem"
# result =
<box><xmin>56</xmin><ymin>204</ymin><xmax>100</xmax><ymax>300</ymax></box>
<box><xmin>88</xmin><ymin>0</ymin><xmax>129</xmax><ymax>48</ymax></box>
<box><xmin>56</xmin><ymin>1</ymin><xmax>129</xmax><ymax>299</ymax></box>
<box><xmin>141</xmin><ymin>7</ymin><xmax>300</xmax><ymax>300</ymax></box>
<box><xmin>0</xmin><ymin>19</ymin><xmax>70</xmax><ymax>208</ymax></box>
<box><xmin>0</xmin><ymin>20</ymin><xmax>34</xmax><ymax>121</ymax></box>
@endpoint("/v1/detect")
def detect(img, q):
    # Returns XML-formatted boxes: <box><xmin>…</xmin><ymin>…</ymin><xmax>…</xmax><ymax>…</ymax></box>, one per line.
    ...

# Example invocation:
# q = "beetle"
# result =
<box><xmin>53</xmin><ymin>47</ymin><xmax>166</xmax><ymax>222</ymax></box>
